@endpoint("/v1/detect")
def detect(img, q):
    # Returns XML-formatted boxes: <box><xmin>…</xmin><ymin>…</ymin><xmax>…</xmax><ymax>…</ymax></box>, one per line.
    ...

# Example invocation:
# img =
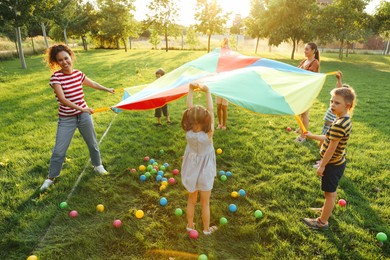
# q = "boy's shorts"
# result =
<box><xmin>321</xmin><ymin>161</ymin><xmax>346</xmax><ymax>192</ymax></box>
<box><xmin>155</xmin><ymin>104</ymin><xmax>168</xmax><ymax>117</ymax></box>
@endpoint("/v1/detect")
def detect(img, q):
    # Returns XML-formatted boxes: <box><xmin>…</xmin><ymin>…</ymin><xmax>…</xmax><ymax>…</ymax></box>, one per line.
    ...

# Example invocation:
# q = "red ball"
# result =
<box><xmin>113</xmin><ymin>219</ymin><xmax>122</xmax><ymax>228</ymax></box>
<box><xmin>286</xmin><ymin>127</ymin><xmax>292</xmax><ymax>132</ymax></box>
<box><xmin>189</xmin><ymin>230</ymin><xmax>199</xmax><ymax>239</ymax></box>
<box><xmin>338</xmin><ymin>199</ymin><xmax>347</xmax><ymax>207</ymax></box>
<box><xmin>69</xmin><ymin>210</ymin><xmax>78</xmax><ymax>218</ymax></box>
<box><xmin>144</xmin><ymin>156</ymin><xmax>150</xmax><ymax>161</ymax></box>
<box><xmin>130</xmin><ymin>168</ymin><xmax>136</xmax><ymax>173</ymax></box>
<box><xmin>173</xmin><ymin>169</ymin><xmax>180</xmax><ymax>175</ymax></box>
<box><xmin>168</xmin><ymin>177</ymin><xmax>176</xmax><ymax>185</ymax></box>
<box><xmin>153</xmin><ymin>166</ymin><xmax>159</xmax><ymax>171</ymax></box>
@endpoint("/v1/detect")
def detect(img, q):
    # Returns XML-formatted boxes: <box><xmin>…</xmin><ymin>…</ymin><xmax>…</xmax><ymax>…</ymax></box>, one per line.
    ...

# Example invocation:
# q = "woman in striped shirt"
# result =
<box><xmin>40</xmin><ymin>44</ymin><xmax>115</xmax><ymax>191</ymax></box>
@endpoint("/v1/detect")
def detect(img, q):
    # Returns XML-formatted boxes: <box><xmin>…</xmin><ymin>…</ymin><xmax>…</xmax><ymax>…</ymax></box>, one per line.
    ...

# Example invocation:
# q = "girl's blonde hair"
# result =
<box><xmin>45</xmin><ymin>44</ymin><xmax>76</xmax><ymax>71</ymax></box>
<box><xmin>331</xmin><ymin>86</ymin><xmax>357</xmax><ymax>115</ymax></box>
<box><xmin>181</xmin><ymin>105</ymin><xmax>212</xmax><ymax>133</ymax></box>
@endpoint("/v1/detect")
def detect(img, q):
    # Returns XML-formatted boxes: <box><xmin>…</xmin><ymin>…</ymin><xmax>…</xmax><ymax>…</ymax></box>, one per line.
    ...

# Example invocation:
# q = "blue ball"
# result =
<box><xmin>160</xmin><ymin>197</ymin><xmax>168</xmax><ymax>206</ymax></box>
<box><xmin>150</xmin><ymin>159</ymin><xmax>155</xmax><ymax>164</ymax></box>
<box><xmin>140</xmin><ymin>175</ymin><xmax>146</xmax><ymax>182</ymax></box>
<box><xmin>239</xmin><ymin>189</ymin><xmax>246</xmax><ymax>196</ymax></box>
<box><xmin>226</xmin><ymin>171</ymin><xmax>232</xmax><ymax>177</ymax></box>
<box><xmin>228</xmin><ymin>204</ymin><xmax>237</xmax><ymax>212</ymax></box>
<box><xmin>161</xmin><ymin>177</ymin><xmax>168</xmax><ymax>182</ymax></box>
<box><xmin>156</xmin><ymin>175</ymin><xmax>162</xmax><ymax>182</ymax></box>
<box><xmin>157</xmin><ymin>170</ymin><xmax>164</xmax><ymax>176</ymax></box>
<box><xmin>163</xmin><ymin>162</ymin><xmax>169</xmax><ymax>168</ymax></box>
<box><xmin>218</xmin><ymin>170</ymin><xmax>225</xmax><ymax>175</ymax></box>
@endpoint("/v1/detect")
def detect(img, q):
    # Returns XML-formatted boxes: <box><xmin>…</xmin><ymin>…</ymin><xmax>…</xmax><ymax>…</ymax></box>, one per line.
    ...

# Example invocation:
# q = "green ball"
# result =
<box><xmin>175</xmin><ymin>208</ymin><xmax>183</xmax><ymax>216</ymax></box>
<box><xmin>220</xmin><ymin>175</ymin><xmax>227</xmax><ymax>182</ymax></box>
<box><xmin>160</xmin><ymin>165</ymin><xmax>166</xmax><ymax>171</ymax></box>
<box><xmin>59</xmin><ymin>201</ymin><xmax>68</xmax><ymax>209</ymax></box>
<box><xmin>220</xmin><ymin>217</ymin><xmax>228</xmax><ymax>225</ymax></box>
<box><xmin>147</xmin><ymin>165</ymin><xmax>153</xmax><ymax>171</ymax></box>
<box><xmin>254</xmin><ymin>210</ymin><xmax>263</xmax><ymax>219</ymax></box>
<box><xmin>153</xmin><ymin>162</ymin><xmax>159</xmax><ymax>166</ymax></box>
<box><xmin>376</xmin><ymin>232</ymin><xmax>388</xmax><ymax>242</ymax></box>
<box><xmin>145</xmin><ymin>172</ymin><xmax>151</xmax><ymax>178</ymax></box>
<box><xmin>159</xmin><ymin>149</ymin><xmax>164</xmax><ymax>154</ymax></box>
<box><xmin>198</xmin><ymin>254</ymin><xmax>208</xmax><ymax>260</ymax></box>
<box><xmin>151</xmin><ymin>169</ymin><xmax>157</xmax><ymax>174</ymax></box>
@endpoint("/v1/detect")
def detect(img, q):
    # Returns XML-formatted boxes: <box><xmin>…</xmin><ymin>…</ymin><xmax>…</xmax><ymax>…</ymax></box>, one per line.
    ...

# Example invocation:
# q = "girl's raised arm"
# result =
<box><xmin>187</xmin><ymin>83</ymin><xmax>198</xmax><ymax>109</ymax></box>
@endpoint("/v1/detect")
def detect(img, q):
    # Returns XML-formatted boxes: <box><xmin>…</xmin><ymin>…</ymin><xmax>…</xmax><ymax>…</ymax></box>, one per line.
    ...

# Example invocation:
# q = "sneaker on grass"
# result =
<box><xmin>40</xmin><ymin>179</ymin><xmax>54</xmax><ymax>191</ymax></box>
<box><xmin>94</xmin><ymin>165</ymin><xmax>109</xmax><ymax>175</ymax></box>
<box><xmin>303</xmin><ymin>217</ymin><xmax>329</xmax><ymax>230</ymax></box>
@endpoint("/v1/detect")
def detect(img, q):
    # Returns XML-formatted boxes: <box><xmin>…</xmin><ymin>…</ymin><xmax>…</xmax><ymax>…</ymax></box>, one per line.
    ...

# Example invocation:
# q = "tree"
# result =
<box><xmin>264</xmin><ymin>0</ymin><xmax>318</xmax><ymax>59</ymax></box>
<box><xmin>186</xmin><ymin>26</ymin><xmax>200</xmax><ymax>49</ymax></box>
<box><xmin>145</xmin><ymin>0</ymin><xmax>180</xmax><ymax>52</ymax></box>
<box><xmin>194</xmin><ymin>0</ymin><xmax>230</xmax><ymax>53</ymax></box>
<box><xmin>34</xmin><ymin>0</ymin><xmax>59</xmax><ymax>49</ymax></box>
<box><xmin>50</xmin><ymin>0</ymin><xmax>79</xmax><ymax>45</ymax></box>
<box><xmin>375</xmin><ymin>1</ymin><xmax>390</xmax><ymax>54</ymax></box>
<box><xmin>245</xmin><ymin>0</ymin><xmax>269</xmax><ymax>54</ymax></box>
<box><xmin>149</xmin><ymin>29</ymin><xmax>161</xmax><ymax>49</ymax></box>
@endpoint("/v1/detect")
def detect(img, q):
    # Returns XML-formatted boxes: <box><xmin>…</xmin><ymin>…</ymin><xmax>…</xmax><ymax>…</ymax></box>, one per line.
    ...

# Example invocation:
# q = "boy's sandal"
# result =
<box><xmin>302</xmin><ymin>217</ymin><xmax>329</xmax><ymax>230</ymax></box>
<box><xmin>221</xmin><ymin>126</ymin><xmax>226</xmax><ymax>130</ymax></box>
<box><xmin>295</xmin><ymin>136</ymin><xmax>306</xmax><ymax>143</ymax></box>
<box><xmin>203</xmin><ymin>226</ymin><xmax>218</xmax><ymax>235</ymax></box>
<box><xmin>186</xmin><ymin>223</ymin><xmax>195</xmax><ymax>232</ymax></box>
<box><xmin>156</xmin><ymin>123</ymin><xmax>162</xmax><ymax>127</ymax></box>
<box><xmin>167</xmin><ymin>121</ymin><xmax>172</xmax><ymax>125</ymax></box>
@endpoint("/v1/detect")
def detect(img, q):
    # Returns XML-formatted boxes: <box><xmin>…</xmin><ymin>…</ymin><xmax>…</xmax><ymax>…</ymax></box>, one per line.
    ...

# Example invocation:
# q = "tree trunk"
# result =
<box><xmin>31</xmin><ymin>37</ymin><xmax>36</xmax><ymax>54</ymax></box>
<box><xmin>15</xmin><ymin>40</ymin><xmax>19</xmax><ymax>56</ymax></box>
<box><xmin>181</xmin><ymin>31</ymin><xmax>184</xmax><ymax>50</ymax></box>
<box><xmin>207</xmin><ymin>34</ymin><xmax>211</xmax><ymax>53</ymax></box>
<box><xmin>116</xmin><ymin>39</ymin><xmax>119</xmax><ymax>49</ymax></box>
<box><xmin>63</xmin><ymin>28</ymin><xmax>68</xmax><ymax>46</ymax></box>
<box><xmin>16</xmin><ymin>27</ymin><xmax>27</xmax><ymax>69</ymax></box>
<box><xmin>255</xmin><ymin>36</ymin><xmax>260</xmax><ymax>54</ymax></box>
<box><xmin>346</xmin><ymin>41</ymin><xmax>349</xmax><ymax>57</ymax></box>
<box><xmin>165</xmin><ymin>29</ymin><xmax>168</xmax><ymax>52</ymax></box>
<box><xmin>291</xmin><ymin>38</ymin><xmax>296</xmax><ymax>60</ymax></box>
<box><xmin>338</xmin><ymin>39</ymin><xmax>344</xmax><ymax>60</ymax></box>
<box><xmin>41</xmin><ymin>23</ymin><xmax>49</xmax><ymax>48</ymax></box>
<box><xmin>122</xmin><ymin>38</ymin><xmax>127</xmax><ymax>52</ymax></box>
<box><xmin>384</xmin><ymin>40</ymin><xmax>390</xmax><ymax>55</ymax></box>
<box><xmin>128</xmin><ymin>37</ymin><xmax>132</xmax><ymax>50</ymax></box>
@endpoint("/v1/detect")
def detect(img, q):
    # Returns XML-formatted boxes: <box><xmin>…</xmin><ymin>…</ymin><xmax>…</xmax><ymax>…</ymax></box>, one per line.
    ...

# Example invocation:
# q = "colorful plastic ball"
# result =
<box><xmin>216</xmin><ymin>148</ymin><xmax>223</xmax><ymax>154</ymax></box>
<box><xmin>189</xmin><ymin>230</ymin><xmax>199</xmax><ymax>239</ymax></box>
<box><xmin>159</xmin><ymin>185</ymin><xmax>167</xmax><ymax>191</ymax></box>
<box><xmin>163</xmin><ymin>162</ymin><xmax>169</xmax><ymax>168</ymax></box>
<box><xmin>239</xmin><ymin>189</ymin><xmax>246</xmax><ymax>196</ymax></box>
<box><xmin>159</xmin><ymin>197</ymin><xmax>168</xmax><ymax>206</ymax></box>
<box><xmin>160</xmin><ymin>165</ymin><xmax>166</xmax><ymax>171</ymax></box>
<box><xmin>175</xmin><ymin>208</ymin><xmax>183</xmax><ymax>216</ymax></box>
<box><xmin>113</xmin><ymin>219</ymin><xmax>122</xmax><ymax>228</ymax></box>
<box><xmin>161</xmin><ymin>178</ymin><xmax>168</xmax><ymax>183</ymax></box>
<box><xmin>220</xmin><ymin>217</ymin><xmax>228</xmax><ymax>225</ymax></box>
<box><xmin>157</xmin><ymin>170</ymin><xmax>164</xmax><ymax>176</ymax></box>
<box><xmin>150</xmin><ymin>159</ymin><xmax>155</xmax><ymax>164</ymax></box>
<box><xmin>286</xmin><ymin>127</ymin><xmax>292</xmax><ymax>132</ymax></box>
<box><xmin>168</xmin><ymin>177</ymin><xmax>176</xmax><ymax>185</ymax></box>
<box><xmin>338</xmin><ymin>199</ymin><xmax>347</xmax><ymax>207</ymax></box>
<box><xmin>69</xmin><ymin>210</ymin><xmax>78</xmax><ymax>218</ymax></box>
<box><xmin>161</xmin><ymin>181</ymin><xmax>168</xmax><ymax>186</ymax></box>
<box><xmin>156</xmin><ymin>175</ymin><xmax>163</xmax><ymax>182</ymax></box>
<box><xmin>145</xmin><ymin>172</ymin><xmax>151</xmax><ymax>179</ymax></box>
<box><xmin>147</xmin><ymin>165</ymin><xmax>153</xmax><ymax>171</ymax></box>
<box><xmin>151</xmin><ymin>169</ymin><xmax>157</xmax><ymax>174</ymax></box>
<box><xmin>153</xmin><ymin>165</ymin><xmax>159</xmax><ymax>171</ymax></box>
<box><xmin>254</xmin><ymin>210</ymin><xmax>263</xmax><ymax>219</ymax></box>
<box><xmin>139</xmin><ymin>165</ymin><xmax>146</xmax><ymax>171</ymax></box>
<box><xmin>218</xmin><ymin>170</ymin><xmax>225</xmax><ymax>175</ymax></box>
<box><xmin>153</xmin><ymin>162</ymin><xmax>158</xmax><ymax>166</ymax></box>
<box><xmin>130</xmin><ymin>168</ymin><xmax>137</xmax><ymax>173</ymax></box>
<box><xmin>173</xmin><ymin>168</ymin><xmax>180</xmax><ymax>175</ymax></box>
<box><xmin>220</xmin><ymin>175</ymin><xmax>227</xmax><ymax>182</ymax></box>
<box><xmin>198</xmin><ymin>254</ymin><xmax>208</xmax><ymax>260</ymax></box>
<box><xmin>159</xmin><ymin>149</ymin><xmax>164</xmax><ymax>155</ymax></box>
<box><xmin>231</xmin><ymin>191</ymin><xmax>239</xmax><ymax>198</ymax></box>
<box><xmin>59</xmin><ymin>201</ymin><xmax>68</xmax><ymax>209</ymax></box>
<box><xmin>143</xmin><ymin>156</ymin><xmax>150</xmax><ymax>161</ymax></box>
<box><xmin>228</xmin><ymin>204</ymin><xmax>237</xmax><ymax>212</ymax></box>
<box><xmin>96</xmin><ymin>204</ymin><xmax>105</xmax><ymax>212</ymax></box>
<box><xmin>27</xmin><ymin>255</ymin><xmax>38</xmax><ymax>260</ymax></box>
<box><xmin>135</xmin><ymin>210</ymin><xmax>144</xmax><ymax>219</ymax></box>
<box><xmin>376</xmin><ymin>232</ymin><xmax>388</xmax><ymax>242</ymax></box>
<box><xmin>140</xmin><ymin>175</ymin><xmax>147</xmax><ymax>182</ymax></box>
<box><xmin>226</xmin><ymin>171</ymin><xmax>232</xmax><ymax>177</ymax></box>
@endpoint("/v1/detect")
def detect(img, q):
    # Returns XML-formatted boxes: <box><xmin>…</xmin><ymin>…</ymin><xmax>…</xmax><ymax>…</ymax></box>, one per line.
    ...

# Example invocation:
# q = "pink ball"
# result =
<box><xmin>189</xmin><ymin>230</ymin><xmax>199</xmax><ymax>239</ymax></box>
<box><xmin>144</xmin><ymin>156</ymin><xmax>150</xmax><ymax>161</ymax></box>
<box><xmin>113</xmin><ymin>219</ymin><xmax>122</xmax><ymax>228</ymax></box>
<box><xmin>168</xmin><ymin>177</ymin><xmax>176</xmax><ymax>185</ymax></box>
<box><xmin>69</xmin><ymin>210</ymin><xmax>78</xmax><ymax>218</ymax></box>
<box><xmin>153</xmin><ymin>166</ymin><xmax>159</xmax><ymax>171</ymax></box>
<box><xmin>338</xmin><ymin>199</ymin><xmax>347</xmax><ymax>207</ymax></box>
<box><xmin>130</xmin><ymin>168</ymin><xmax>136</xmax><ymax>173</ymax></box>
<box><xmin>173</xmin><ymin>169</ymin><xmax>180</xmax><ymax>175</ymax></box>
<box><xmin>286</xmin><ymin>127</ymin><xmax>292</xmax><ymax>132</ymax></box>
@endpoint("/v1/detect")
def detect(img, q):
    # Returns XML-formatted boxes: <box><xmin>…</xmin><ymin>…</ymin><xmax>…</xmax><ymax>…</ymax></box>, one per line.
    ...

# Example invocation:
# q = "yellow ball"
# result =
<box><xmin>139</xmin><ymin>165</ymin><xmax>146</xmax><ymax>171</ymax></box>
<box><xmin>135</xmin><ymin>210</ymin><xmax>144</xmax><ymax>219</ymax></box>
<box><xmin>96</xmin><ymin>204</ymin><xmax>105</xmax><ymax>212</ymax></box>
<box><xmin>159</xmin><ymin>185</ymin><xmax>167</xmax><ymax>191</ymax></box>
<box><xmin>216</xmin><ymin>148</ymin><xmax>222</xmax><ymax>154</ymax></box>
<box><xmin>27</xmin><ymin>256</ymin><xmax>38</xmax><ymax>260</ymax></box>
<box><xmin>231</xmin><ymin>191</ymin><xmax>239</xmax><ymax>198</ymax></box>
<box><xmin>161</xmin><ymin>181</ymin><xmax>168</xmax><ymax>186</ymax></box>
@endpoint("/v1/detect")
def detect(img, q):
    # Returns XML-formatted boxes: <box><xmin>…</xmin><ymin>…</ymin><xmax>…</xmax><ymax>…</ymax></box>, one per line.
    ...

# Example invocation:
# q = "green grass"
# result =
<box><xmin>0</xmin><ymin>49</ymin><xmax>389</xmax><ymax>260</ymax></box>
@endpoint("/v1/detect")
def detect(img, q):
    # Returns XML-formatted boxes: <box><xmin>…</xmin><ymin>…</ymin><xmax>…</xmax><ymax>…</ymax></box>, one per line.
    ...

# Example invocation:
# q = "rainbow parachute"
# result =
<box><xmin>107</xmin><ymin>48</ymin><xmax>329</xmax><ymax>115</ymax></box>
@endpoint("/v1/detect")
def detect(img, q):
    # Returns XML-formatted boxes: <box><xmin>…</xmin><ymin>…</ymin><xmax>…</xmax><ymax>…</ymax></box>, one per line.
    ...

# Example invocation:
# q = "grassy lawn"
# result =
<box><xmin>0</xmin><ymin>49</ymin><xmax>389</xmax><ymax>259</ymax></box>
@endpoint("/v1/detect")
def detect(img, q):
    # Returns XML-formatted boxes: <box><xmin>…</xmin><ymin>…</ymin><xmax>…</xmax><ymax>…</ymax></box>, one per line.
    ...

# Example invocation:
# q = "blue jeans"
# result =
<box><xmin>48</xmin><ymin>113</ymin><xmax>102</xmax><ymax>178</ymax></box>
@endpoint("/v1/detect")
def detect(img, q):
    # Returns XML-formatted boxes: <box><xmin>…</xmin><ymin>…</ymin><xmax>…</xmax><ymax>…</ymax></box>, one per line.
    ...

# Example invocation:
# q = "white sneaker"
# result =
<box><xmin>40</xmin><ymin>179</ymin><xmax>54</xmax><ymax>191</ymax></box>
<box><xmin>94</xmin><ymin>165</ymin><xmax>108</xmax><ymax>175</ymax></box>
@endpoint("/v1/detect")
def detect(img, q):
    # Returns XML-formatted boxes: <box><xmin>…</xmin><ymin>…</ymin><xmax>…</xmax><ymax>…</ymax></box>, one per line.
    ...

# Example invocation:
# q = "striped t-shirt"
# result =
<box><xmin>50</xmin><ymin>70</ymin><xmax>87</xmax><ymax>117</ymax></box>
<box><xmin>323</xmin><ymin>107</ymin><xmax>336</xmax><ymax>123</ymax></box>
<box><xmin>320</xmin><ymin>116</ymin><xmax>352</xmax><ymax>165</ymax></box>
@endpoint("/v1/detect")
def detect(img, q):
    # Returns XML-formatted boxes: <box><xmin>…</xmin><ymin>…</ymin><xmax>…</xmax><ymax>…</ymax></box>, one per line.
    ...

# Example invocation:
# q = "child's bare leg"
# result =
<box><xmin>320</xmin><ymin>191</ymin><xmax>337</xmax><ymax>224</ymax></box>
<box><xmin>157</xmin><ymin>117</ymin><xmax>161</xmax><ymax>124</ymax></box>
<box><xmin>200</xmin><ymin>190</ymin><xmax>211</xmax><ymax>232</ymax></box>
<box><xmin>300</xmin><ymin>110</ymin><xmax>309</xmax><ymax>137</ymax></box>
<box><xmin>222</xmin><ymin>105</ymin><xmax>228</xmax><ymax>128</ymax></box>
<box><xmin>217</xmin><ymin>103</ymin><xmax>222</xmax><ymax>128</ymax></box>
<box><xmin>187</xmin><ymin>191</ymin><xmax>198</xmax><ymax>229</ymax></box>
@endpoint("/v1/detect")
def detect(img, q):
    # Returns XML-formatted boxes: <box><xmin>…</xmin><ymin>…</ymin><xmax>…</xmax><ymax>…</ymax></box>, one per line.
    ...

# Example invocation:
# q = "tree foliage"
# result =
<box><xmin>185</xmin><ymin>26</ymin><xmax>200</xmax><ymax>49</ymax></box>
<box><xmin>245</xmin><ymin>0</ymin><xmax>269</xmax><ymax>54</ymax></box>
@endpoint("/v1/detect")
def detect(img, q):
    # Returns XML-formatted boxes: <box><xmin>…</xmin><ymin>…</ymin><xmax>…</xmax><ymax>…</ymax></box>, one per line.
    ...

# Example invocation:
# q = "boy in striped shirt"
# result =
<box><xmin>303</xmin><ymin>87</ymin><xmax>356</xmax><ymax>229</ymax></box>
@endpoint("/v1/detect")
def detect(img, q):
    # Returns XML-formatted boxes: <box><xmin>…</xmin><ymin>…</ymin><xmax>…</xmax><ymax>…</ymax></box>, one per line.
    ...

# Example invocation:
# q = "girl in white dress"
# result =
<box><xmin>181</xmin><ymin>83</ymin><xmax>217</xmax><ymax>235</ymax></box>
